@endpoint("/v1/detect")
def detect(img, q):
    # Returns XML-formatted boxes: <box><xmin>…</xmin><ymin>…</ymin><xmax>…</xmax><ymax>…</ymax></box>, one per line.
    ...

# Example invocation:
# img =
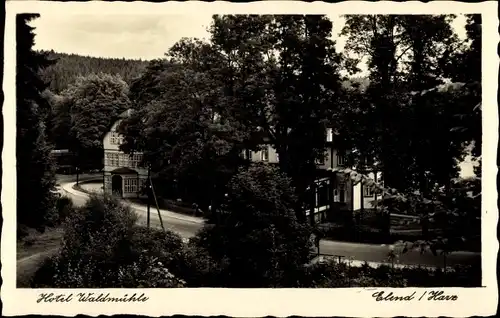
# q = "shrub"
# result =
<box><xmin>170</xmin><ymin>243</ymin><xmax>229</xmax><ymax>287</ymax></box>
<box><xmin>126</xmin><ymin>227</ymin><xmax>185</xmax><ymax>267</ymax></box>
<box><xmin>303</xmin><ymin>260</ymin><xmax>480</xmax><ymax>287</ymax></box>
<box><xmin>55</xmin><ymin>196</ymin><xmax>74</xmax><ymax>222</ymax></box>
<box><xmin>191</xmin><ymin>164</ymin><xmax>313</xmax><ymax>287</ymax></box>
<box><xmin>31</xmin><ymin>193</ymin><xmax>187</xmax><ymax>288</ymax></box>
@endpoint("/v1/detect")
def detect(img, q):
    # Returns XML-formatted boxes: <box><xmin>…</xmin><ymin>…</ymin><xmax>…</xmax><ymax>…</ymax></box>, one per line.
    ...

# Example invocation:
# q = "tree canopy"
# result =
<box><xmin>39</xmin><ymin>51</ymin><xmax>148</xmax><ymax>93</ymax></box>
<box><xmin>190</xmin><ymin>164</ymin><xmax>313</xmax><ymax>287</ymax></box>
<box><xmin>338</xmin><ymin>14</ymin><xmax>481</xmax><ymax>195</ymax></box>
<box><xmin>118</xmin><ymin>15</ymin><xmax>344</xmax><ymax>221</ymax></box>
<box><xmin>47</xmin><ymin>73</ymin><xmax>131</xmax><ymax>169</ymax></box>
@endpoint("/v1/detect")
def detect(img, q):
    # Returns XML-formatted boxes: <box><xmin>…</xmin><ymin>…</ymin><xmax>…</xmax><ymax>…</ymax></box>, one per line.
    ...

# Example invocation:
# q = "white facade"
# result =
<box><xmin>353</xmin><ymin>170</ymin><xmax>383</xmax><ymax>211</ymax></box>
<box><xmin>243</xmin><ymin>135</ymin><xmax>356</xmax><ymax>220</ymax></box>
<box><xmin>244</xmin><ymin>128</ymin><xmax>383</xmax><ymax>217</ymax></box>
<box><xmin>103</xmin><ymin>111</ymin><xmax>148</xmax><ymax>198</ymax></box>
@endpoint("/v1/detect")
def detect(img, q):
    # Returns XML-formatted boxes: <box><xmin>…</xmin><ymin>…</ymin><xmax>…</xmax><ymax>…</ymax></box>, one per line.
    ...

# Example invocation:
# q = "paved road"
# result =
<box><xmin>58</xmin><ymin>179</ymin><xmax>204</xmax><ymax>239</ymax></box>
<box><xmin>58</xmin><ymin>177</ymin><xmax>481</xmax><ymax>268</ymax></box>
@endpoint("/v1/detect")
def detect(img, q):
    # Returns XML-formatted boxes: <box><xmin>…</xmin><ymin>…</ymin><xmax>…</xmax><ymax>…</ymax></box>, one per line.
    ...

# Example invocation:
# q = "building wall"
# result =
<box><xmin>104</xmin><ymin>173</ymin><xmax>147</xmax><ymax>198</ymax></box>
<box><xmin>103</xmin><ymin>119</ymin><xmax>148</xmax><ymax>198</ymax></box>
<box><xmin>353</xmin><ymin>170</ymin><xmax>383</xmax><ymax>211</ymax></box>
<box><xmin>244</xmin><ymin>139</ymin><xmax>353</xmax><ymax>217</ymax></box>
<box><xmin>244</xmin><ymin>144</ymin><xmax>348</xmax><ymax>171</ymax></box>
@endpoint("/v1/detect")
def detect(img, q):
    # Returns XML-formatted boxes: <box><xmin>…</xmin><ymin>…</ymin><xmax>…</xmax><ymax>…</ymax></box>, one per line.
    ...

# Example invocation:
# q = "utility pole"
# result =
<box><xmin>147</xmin><ymin>164</ymin><xmax>151</xmax><ymax>229</ymax></box>
<box><xmin>76</xmin><ymin>166</ymin><xmax>80</xmax><ymax>186</ymax></box>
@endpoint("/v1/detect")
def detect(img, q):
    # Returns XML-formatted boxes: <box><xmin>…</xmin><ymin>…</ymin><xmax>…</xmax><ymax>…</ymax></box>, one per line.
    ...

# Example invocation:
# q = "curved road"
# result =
<box><xmin>56</xmin><ymin>176</ymin><xmax>481</xmax><ymax>268</ymax></box>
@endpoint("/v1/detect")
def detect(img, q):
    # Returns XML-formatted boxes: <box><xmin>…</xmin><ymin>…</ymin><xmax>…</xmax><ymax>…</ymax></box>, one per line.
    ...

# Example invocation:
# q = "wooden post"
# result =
<box><xmin>310</xmin><ymin>182</ymin><xmax>316</xmax><ymax>226</ymax></box>
<box><xmin>360</xmin><ymin>170</ymin><xmax>364</xmax><ymax>213</ymax></box>
<box><xmin>76</xmin><ymin>167</ymin><xmax>80</xmax><ymax>185</ymax></box>
<box><xmin>147</xmin><ymin>165</ymin><xmax>151</xmax><ymax>229</ymax></box>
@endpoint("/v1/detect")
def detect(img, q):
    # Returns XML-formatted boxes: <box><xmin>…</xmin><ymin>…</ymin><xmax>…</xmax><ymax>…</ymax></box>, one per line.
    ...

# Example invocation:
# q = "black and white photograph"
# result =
<box><xmin>2</xmin><ymin>1</ymin><xmax>498</xmax><ymax>317</ymax></box>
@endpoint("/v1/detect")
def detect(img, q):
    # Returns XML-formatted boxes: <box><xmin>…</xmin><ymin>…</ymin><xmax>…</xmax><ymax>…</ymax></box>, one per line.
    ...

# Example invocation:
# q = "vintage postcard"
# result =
<box><xmin>2</xmin><ymin>0</ymin><xmax>498</xmax><ymax>316</ymax></box>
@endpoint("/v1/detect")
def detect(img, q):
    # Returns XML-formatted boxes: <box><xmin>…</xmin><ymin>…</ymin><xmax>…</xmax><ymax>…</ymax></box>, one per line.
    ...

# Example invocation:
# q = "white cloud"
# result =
<box><xmin>31</xmin><ymin>14</ymin><xmax>213</xmax><ymax>60</ymax></box>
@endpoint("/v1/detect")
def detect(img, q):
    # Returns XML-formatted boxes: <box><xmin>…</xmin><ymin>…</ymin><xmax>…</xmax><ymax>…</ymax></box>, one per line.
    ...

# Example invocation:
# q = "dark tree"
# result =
<box><xmin>119</xmin><ymin>15</ymin><xmax>343</xmax><ymax>223</ymax></box>
<box><xmin>16</xmin><ymin>14</ymin><xmax>57</xmax><ymax>230</ymax></box>
<box><xmin>190</xmin><ymin>164</ymin><xmax>313</xmax><ymax>287</ymax></box>
<box><xmin>39</xmin><ymin>51</ymin><xmax>148</xmax><ymax>93</ymax></box>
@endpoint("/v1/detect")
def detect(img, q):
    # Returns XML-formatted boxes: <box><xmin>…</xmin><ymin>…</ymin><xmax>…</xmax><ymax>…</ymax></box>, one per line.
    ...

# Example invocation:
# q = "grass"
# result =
<box><xmin>72</xmin><ymin>180</ymin><xmax>102</xmax><ymax>194</ymax></box>
<box><xmin>17</xmin><ymin>227</ymin><xmax>64</xmax><ymax>260</ymax></box>
<box><xmin>17</xmin><ymin>227</ymin><xmax>65</xmax><ymax>287</ymax></box>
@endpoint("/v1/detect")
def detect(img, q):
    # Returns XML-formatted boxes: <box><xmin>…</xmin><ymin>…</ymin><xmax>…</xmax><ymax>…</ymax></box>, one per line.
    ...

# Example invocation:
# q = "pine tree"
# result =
<box><xmin>16</xmin><ymin>14</ymin><xmax>57</xmax><ymax>231</ymax></box>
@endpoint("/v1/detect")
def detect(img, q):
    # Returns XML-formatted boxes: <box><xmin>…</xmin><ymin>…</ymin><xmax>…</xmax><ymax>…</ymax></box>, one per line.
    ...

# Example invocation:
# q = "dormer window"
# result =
<box><xmin>110</xmin><ymin>131</ymin><xmax>123</xmax><ymax>145</ymax></box>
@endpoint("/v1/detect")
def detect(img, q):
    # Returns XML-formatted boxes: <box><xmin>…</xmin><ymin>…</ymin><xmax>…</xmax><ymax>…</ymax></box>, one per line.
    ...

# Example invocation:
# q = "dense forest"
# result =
<box><xmin>39</xmin><ymin>51</ymin><xmax>149</xmax><ymax>93</ymax></box>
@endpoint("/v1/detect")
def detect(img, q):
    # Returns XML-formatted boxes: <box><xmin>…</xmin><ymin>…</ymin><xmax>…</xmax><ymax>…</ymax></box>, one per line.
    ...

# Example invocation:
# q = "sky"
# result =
<box><xmin>31</xmin><ymin>14</ymin><xmax>467</xmax><ymax>62</ymax></box>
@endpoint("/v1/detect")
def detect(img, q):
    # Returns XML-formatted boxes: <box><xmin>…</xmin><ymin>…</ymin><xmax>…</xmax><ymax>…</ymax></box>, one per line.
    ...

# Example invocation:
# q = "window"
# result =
<box><xmin>318</xmin><ymin>185</ymin><xmax>329</xmax><ymax>207</ymax></box>
<box><xmin>361</xmin><ymin>156</ymin><xmax>374</xmax><ymax>166</ymax></box>
<box><xmin>261</xmin><ymin>148</ymin><xmax>269</xmax><ymax>161</ymax></box>
<box><xmin>364</xmin><ymin>185</ymin><xmax>374</xmax><ymax>197</ymax></box>
<box><xmin>124</xmin><ymin>178</ymin><xmax>138</xmax><ymax>193</ymax></box>
<box><xmin>139</xmin><ymin>178</ymin><xmax>148</xmax><ymax>191</ymax></box>
<box><xmin>316</xmin><ymin>155</ymin><xmax>325</xmax><ymax>165</ymax></box>
<box><xmin>326</xmin><ymin>128</ymin><xmax>333</xmax><ymax>142</ymax></box>
<box><xmin>128</xmin><ymin>154</ymin><xmax>143</xmax><ymax>168</ymax></box>
<box><xmin>338</xmin><ymin>183</ymin><xmax>345</xmax><ymax>203</ymax></box>
<box><xmin>110</xmin><ymin>131</ymin><xmax>123</xmax><ymax>145</ymax></box>
<box><xmin>118</xmin><ymin>154</ymin><xmax>128</xmax><ymax>167</ymax></box>
<box><xmin>242</xmin><ymin>150</ymin><xmax>251</xmax><ymax>160</ymax></box>
<box><xmin>337</xmin><ymin>154</ymin><xmax>347</xmax><ymax>166</ymax></box>
<box><xmin>105</xmin><ymin>153</ymin><xmax>119</xmax><ymax>166</ymax></box>
<box><xmin>276</xmin><ymin>152</ymin><xmax>279</xmax><ymax>162</ymax></box>
<box><xmin>339</xmin><ymin>189</ymin><xmax>345</xmax><ymax>203</ymax></box>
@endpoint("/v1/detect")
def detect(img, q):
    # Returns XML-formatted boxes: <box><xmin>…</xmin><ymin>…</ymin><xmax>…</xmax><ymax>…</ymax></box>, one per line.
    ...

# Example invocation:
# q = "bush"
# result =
<box><xmin>126</xmin><ymin>227</ymin><xmax>185</xmax><ymax>267</ymax></box>
<box><xmin>302</xmin><ymin>260</ymin><xmax>480</xmax><ymax>287</ymax></box>
<box><xmin>31</xmin><ymin>193</ymin><xmax>187</xmax><ymax>288</ymax></box>
<box><xmin>55</xmin><ymin>196</ymin><xmax>74</xmax><ymax>222</ymax></box>
<box><xmin>169</xmin><ymin>243</ymin><xmax>229</xmax><ymax>287</ymax></box>
<box><xmin>191</xmin><ymin>164</ymin><xmax>314</xmax><ymax>287</ymax></box>
<box><xmin>319</xmin><ymin>222</ymin><xmax>429</xmax><ymax>245</ymax></box>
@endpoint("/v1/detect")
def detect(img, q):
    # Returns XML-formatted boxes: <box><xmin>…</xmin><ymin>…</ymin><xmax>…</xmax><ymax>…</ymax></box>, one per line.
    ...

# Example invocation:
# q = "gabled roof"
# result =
<box><xmin>110</xmin><ymin>167</ymin><xmax>138</xmax><ymax>175</ymax></box>
<box><xmin>118</xmin><ymin>109</ymin><xmax>133</xmax><ymax>119</ymax></box>
<box><xmin>106</xmin><ymin>109</ymin><xmax>133</xmax><ymax>134</ymax></box>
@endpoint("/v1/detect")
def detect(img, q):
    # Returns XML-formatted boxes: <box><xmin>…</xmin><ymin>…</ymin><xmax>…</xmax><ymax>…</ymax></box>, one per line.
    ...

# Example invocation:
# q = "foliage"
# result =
<box><xmin>47</xmin><ymin>73</ymin><xmax>131</xmax><ymax>168</ymax></box>
<box><xmin>16</xmin><ymin>14</ymin><xmax>57</xmax><ymax>230</ymax></box>
<box><xmin>31</xmin><ymin>194</ymin><xmax>185</xmax><ymax>287</ymax></box>
<box><xmin>189</xmin><ymin>164</ymin><xmax>313</xmax><ymax>287</ymax></box>
<box><xmin>304</xmin><ymin>260</ymin><xmax>480</xmax><ymax>287</ymax></box>
<box><xmin>54</xmin><ymin>196</ymin><xmax>75</xmax><ymax>223</ymax></box>
<box><xmin>339</xmin><ymin>15</ymin><xmax>480</xmax><ymax>195</ymax></box>
<box><xmin>39</xmin><ymin>51</ymin><xmax>148</xmax><ymax>93</ymax></box>
<box><xmin>169</xmin><ymin>244</ymin><xmax>229</xmax><ymax>287</ymax></box>
<box><xmin>118</xmin><ymin>15</ymin><xmax>343</xmax><ymax>222</ymax></box>
<box><xmin>119</xmin><ymin>55</ymin><xmax>246</xmax><ymax>210</ymax></box>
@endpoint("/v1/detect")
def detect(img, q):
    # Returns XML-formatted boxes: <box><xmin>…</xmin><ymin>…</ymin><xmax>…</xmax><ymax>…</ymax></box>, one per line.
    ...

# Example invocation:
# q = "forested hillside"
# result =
<box><xmin>39</xmin><ymin>51</ymin><xmax>149</xmax><ymax>93</ymax></box>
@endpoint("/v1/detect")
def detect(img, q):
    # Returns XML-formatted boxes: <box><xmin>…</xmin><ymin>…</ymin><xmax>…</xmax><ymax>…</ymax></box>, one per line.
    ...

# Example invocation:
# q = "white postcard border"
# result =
<box><xmin>2</xmin><ymin>1</ymin><xmax>498</xmax><ymax>317</ymax></box>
